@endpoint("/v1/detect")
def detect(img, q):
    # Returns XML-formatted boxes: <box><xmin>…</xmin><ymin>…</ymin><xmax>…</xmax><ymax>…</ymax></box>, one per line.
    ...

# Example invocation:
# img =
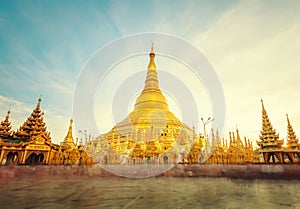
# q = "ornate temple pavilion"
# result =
<box><xmin>90</xmin><ymin>48</ymin><xmax>203</xmax><ymax>164</ymax></box>
<box><xmin>0</xmin><ymin>98</ymin><xmax>93</xmax><ymax>165</ymax></box>
<box><xmin>257</xmin><ymin>100</ymin><xmax>300</xmax><ymax>163</ymax></box>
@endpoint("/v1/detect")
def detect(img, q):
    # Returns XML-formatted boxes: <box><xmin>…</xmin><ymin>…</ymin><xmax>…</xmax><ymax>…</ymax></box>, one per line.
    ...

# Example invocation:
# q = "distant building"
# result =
<box><xmin>0</xmin><ymin>98</ymin><xmax>93</xmax><ymax>166</ymax></box>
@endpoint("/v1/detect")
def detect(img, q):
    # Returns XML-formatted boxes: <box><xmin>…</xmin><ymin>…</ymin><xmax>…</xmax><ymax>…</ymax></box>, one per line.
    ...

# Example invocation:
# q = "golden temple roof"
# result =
<box><xmin>14</xmin><ymin>97</ymin><xmax>50</xmax><ymax>140</ymax></box>
<box><xmin>286</xmin><ymin>114</ymin><xmax>299</xmax><ymax>147</ymax></box>
<box><xmin>0</xmin><ymin>110</ymin><xmax>12</xmax><ymax>138</ymax></box>
<box><xmin>257</xmin><ymin>99</ymin><xmax>283</xmax><ymax>148</ymax></box>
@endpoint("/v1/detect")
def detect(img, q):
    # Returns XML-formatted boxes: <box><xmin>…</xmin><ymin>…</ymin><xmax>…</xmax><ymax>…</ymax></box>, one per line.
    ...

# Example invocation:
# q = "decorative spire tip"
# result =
<box><xmin>36</xmin><ymin>96</ymin><xmax>42</xmax><ymax>109</ymax></box>
<box><xmin>148</xmin><ymin>44</ymin><xmax>156</xmax><ymax>69</ymax></box>
<box><xmin>286</xmin><ymin>114</ymin><xmax>290</xmax><ymax>123</ymax></box>
<box><xmin>261</xmin><ymin>99</ymin><xmax>265</xmax><ymax>110</ymax></box>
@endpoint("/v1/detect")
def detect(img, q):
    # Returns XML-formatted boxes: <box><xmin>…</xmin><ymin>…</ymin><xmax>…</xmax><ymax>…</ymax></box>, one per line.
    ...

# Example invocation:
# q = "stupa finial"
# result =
<box><xmin>36</xmin><ymin>96</ymin><xmax>42</xmax><ymax>110</ymax></box>
<box><xmin>148</xmin><ymin>44</ymin><xmax>156</xmax><ymax>69</ymax></box>
<box><xmin>261</xmin><ymin>99</ymin><xmax>265</xmax><ymax>111</ymax></box>
<box><xmin>63</xmin><ymin>118</ymin><xmax>74</xmax><ymax>144</ymax></box>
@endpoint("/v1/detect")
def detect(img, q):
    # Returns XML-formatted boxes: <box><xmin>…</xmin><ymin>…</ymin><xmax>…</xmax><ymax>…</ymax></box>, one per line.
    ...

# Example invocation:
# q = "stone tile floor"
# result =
<box><xmin>0</xmin><ymin>175</ymin><xmax>299</xmax><ymax>209</ymax></box>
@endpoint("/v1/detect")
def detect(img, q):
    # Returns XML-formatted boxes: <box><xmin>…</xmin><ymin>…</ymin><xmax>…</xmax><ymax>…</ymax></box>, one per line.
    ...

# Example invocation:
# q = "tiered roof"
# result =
<box><xmin>258</xmin><ymin>99</ymin><xmax>283</xmax><ymax>148</ymax></box>
<box><xmin>0</xmin><ymin>110</ymin><xmax>12</xmax><ymax>138</ymax></box>
<box><xmin>286</xmin><ymin>114</ymin><xmax>299</xmax><ymax>148</ymax></box>
<box><xmin>13</xmin><ymin>97</ymin><xmax>50</xmax><ymax>141</ymax></box>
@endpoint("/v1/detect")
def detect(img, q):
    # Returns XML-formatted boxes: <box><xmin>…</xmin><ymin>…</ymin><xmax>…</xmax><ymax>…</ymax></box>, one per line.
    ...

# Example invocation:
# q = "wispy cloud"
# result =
<box><xmin>192</xmin><ymin>0</ymin><xmax>300</xmax><ymax>139</ymax></box>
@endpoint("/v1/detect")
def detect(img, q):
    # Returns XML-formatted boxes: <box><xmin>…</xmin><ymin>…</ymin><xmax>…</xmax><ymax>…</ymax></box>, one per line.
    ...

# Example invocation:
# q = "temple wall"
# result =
<box><xmin>1</xmin><ymin>164</ymin><xmax>300</xmax><ymax>184</ymax></box>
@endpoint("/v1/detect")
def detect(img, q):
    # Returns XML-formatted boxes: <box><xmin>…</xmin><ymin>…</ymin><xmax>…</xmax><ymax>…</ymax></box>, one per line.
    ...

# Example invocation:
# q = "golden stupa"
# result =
<box><xmin>96</xmin><ymin>47</ymin><xmax>195</xmax><ymax>164</ymax></box>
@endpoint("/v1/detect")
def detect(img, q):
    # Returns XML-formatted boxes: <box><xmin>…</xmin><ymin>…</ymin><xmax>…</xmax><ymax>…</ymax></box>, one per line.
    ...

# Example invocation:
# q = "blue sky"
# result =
<box><xmin>0</xmin><ymin>0</ymin><xmax>300</xmax><ymax>144</ymax></box>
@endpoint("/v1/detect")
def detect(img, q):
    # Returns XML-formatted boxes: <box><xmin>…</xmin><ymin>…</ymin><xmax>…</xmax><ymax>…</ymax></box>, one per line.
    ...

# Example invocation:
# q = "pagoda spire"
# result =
<box><xmin>61</xmin><ymin>118</ymin><xmax>76</xmax><ymax>150</ymax></box>
<box><xmin>133</xmin><ymin>46</ymin><xmax>169</xmax><ymax>110</ymax></box>
<box><xmin>145</xmin><ymin>46</ymin><xmax>158</xmax><ymax>88</ymax></box>
<box><xmin>257</xmin><ymin>100</ymin><xmax>283</xmax><ymax>163</ymax></box>
<box><xmin>64</xmin><ymin>118</ymin><xmax>74</xmax><ymax>143</ymax></box>
<box><xmin>216</xmin><ymin>129</ymin><xmax>219</xmax><ymax>144</ymax></box>
<box><xmin>286</xmin><ymin>114</ymin><xmax>298</xmax><ymax>147</ymax></box>
<box><xmin>36</xmin><ymin>96</ymin><xmax>41</xmax><ymax>110</ymax></box>
<box><xmin>244</xmin><ymin>137</ymin><xmax>248</xmax><ymax>148</ymax></box>
<box><xmin>235</xmin><ymin>127</ymin><xmax>244</xmax><ymax>148</ymax></box>
<box><xmin>147</xmin><ymin>44</ymin><xmax>156</xmax><ymax>70</ymax></box>
<box><xmin>14</xmin><ymin>97</ymin><xmax>50</xmax><ymax>140</ymax></box>
<box><xmin>0</xmin><ymin>110</ymin><xmax>13</xmax><ymax>138</ymax></box>
<box><xmin>259</xmin><ymin>99</ymin><xmax>279</xmax><ymax>142</ymax></box>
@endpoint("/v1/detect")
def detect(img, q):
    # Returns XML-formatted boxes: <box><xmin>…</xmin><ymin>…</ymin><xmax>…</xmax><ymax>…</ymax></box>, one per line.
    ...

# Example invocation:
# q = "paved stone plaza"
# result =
<box><xmin>0</xmin><ymin>173</ymin><xmax>300</xmax><ymax>209</ymax></box>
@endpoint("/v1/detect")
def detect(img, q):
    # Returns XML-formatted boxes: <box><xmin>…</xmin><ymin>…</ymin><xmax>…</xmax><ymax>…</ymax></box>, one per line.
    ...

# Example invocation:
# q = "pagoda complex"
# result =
<box><xmin>257</xmin><ymin>100</ymin><xmax>300</xmax><ymax>163</ymax></box>
<box><xmin>0</xmin><ymin>98</ymin><xmax>92</xmax><ymax>165</ymax></box>
<box><xmin>206</xmin><ymin>129</ymin><xmax>259</xmax><ymax>164</ymax></box>
<box><xmin>186</xmin><ymin>127</ymin><xmax>205</xmax><ymax>164</ymax></box>
<box><xmin>90</xmin><ymin>47</ymin><xmax>203</xmax><ymax>164</ymax></box>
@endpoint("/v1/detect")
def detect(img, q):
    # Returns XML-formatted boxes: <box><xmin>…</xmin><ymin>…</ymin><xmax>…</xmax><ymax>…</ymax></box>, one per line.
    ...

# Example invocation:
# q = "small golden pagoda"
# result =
<box><xmin>95</xmin><ymin>47</ymin><xmax>195</xmax><ymax>164</ymax></box>
<box><xmin>60</xmin><ymin>119</ymin><xmax>76</xmax><ymax>150</ymax></box>
<box><xmin>0</xmin><ymin>110</ymin><xmax>13</xmax><ymax>139</ymax></box>
<box><xmin>206</xmin><ymin>137</ymin><xmax>227</xmax><ymax>164</ymax></box>
<box><xmin>257</xmin><ymin>100</ymin><xmax>284</xmax><ymax>163</ymax></box>
<box><xmin>286</xmin><ymin>114</ymin><xmax>299</xmax><ymax>148</ymax></box>
<box><xmin>227</xmin><ymin>131</ymin><xmax>245</xmax><ymax>164</ymax></box>
<box><xmin>244</xmin><ymin>137</ymin><xmax>257</xmax><ymax>163</ymax></box>
<box><xmin>51</xmin><ymin>119</ymin><xmax>93</xmax><ymax>165</ymax></box>
<box><xmin>187</xmin><ymin>127</ymin><xmax>204</xmax><ymax>164</ymax></box>
<box><xmin>285</xmin><ymin>114</ymin><xmax>300</xmax><ymax>162</ymax></box>
<box><xmin>206</xmin><ymin>129</ymin><xmax>259</xmax><ymax>164</ymax></box>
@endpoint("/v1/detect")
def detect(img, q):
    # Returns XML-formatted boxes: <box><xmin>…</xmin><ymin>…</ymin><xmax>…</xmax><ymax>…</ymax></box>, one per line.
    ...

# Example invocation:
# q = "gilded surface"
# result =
<box><xmin>257</xmin><ymin>100</ymin><xmax>300</xmax><ymax>163</ymax></box>
<box><xmin>206</xmin><ymin>129</ymin><xmax>259</xmax><ymax>164</ymax></box>
<box><xmin>89</xmin><ymin>48</ymin><xmax>197</xmax><ymax>164</ymax></box>
<box><xmin>0</xmin><ymin>99</ymin><xmax>93</xmax><ymax>166</ymax></box>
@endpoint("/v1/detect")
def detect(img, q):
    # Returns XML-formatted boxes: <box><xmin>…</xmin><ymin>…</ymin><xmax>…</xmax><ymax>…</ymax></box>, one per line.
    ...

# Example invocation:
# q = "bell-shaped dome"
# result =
<box><xmin>134</xmin><ymin>48</ymin><xmax>169</xmax><ymax>111</ymax></box>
